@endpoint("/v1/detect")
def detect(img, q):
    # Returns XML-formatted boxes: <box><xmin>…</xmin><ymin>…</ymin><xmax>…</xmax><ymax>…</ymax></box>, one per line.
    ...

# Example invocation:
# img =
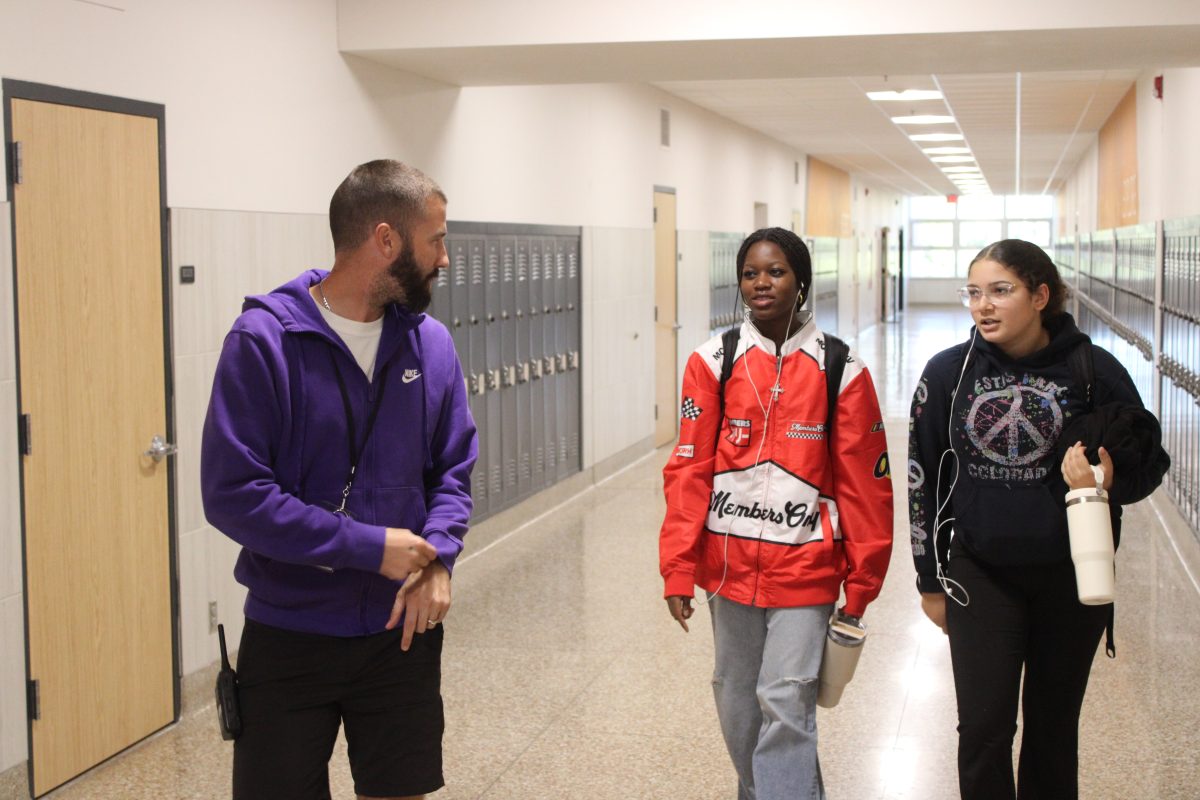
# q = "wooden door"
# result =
<box><xmin>11</xmin><ymin>93</ymin><xmax>175</xmax><ymax>796</ymax></box>
<box><xmin>653</xmin><ymin>190</ymin><xmax>678</xmax><ymax>447</ymax></box>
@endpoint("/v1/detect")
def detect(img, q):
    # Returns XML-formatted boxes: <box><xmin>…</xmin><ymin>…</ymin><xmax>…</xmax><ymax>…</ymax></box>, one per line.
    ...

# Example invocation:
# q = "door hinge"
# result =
<box><xmin>8</xmin><ymin>141</ymin><xmax>22</xmax><ymax>186</ymax></box>
<box><xmin>27</xmin><ymin>679</ymin><xmax>39</xmax><ymax>721</ymax></box>
<box><xmin>17</xmin><ymin>413</ymin><xmax>31</xmax><ymax>456</ymax></box>
<box><xmin>654</xmin><ymin>403</ymin><xmax>658</xmax><ymax>420</ymax></box>
<box><xmin>653</xmin><ymin>207</ymin><xmax>657</xmax><ymax>224</ymax></box>
<box><xmin>654</xmin><ymin>306</ymin><xmax>658</xmax><ymax>322</ymax></box>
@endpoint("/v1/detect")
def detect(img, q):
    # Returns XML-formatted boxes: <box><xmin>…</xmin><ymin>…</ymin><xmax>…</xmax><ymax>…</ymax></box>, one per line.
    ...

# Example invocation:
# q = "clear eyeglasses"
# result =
<box><xmin>956</xmin><ymin>282</ymin><xmax>1018</xmax><ymax>308</ymax></box>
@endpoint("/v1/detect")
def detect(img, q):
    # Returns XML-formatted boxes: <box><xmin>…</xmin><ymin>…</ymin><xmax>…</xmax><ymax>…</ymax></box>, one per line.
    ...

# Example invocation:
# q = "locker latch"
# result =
<box><xmin>556</xmin><ymin>353</ymin><xmax>568</xmax><ymax>373</ymax></box>
<box><xmin>470</xmin><ymin>373</ymin><xmax>487</xmax><ymax>396</ymax></box>
<box><xmin>486</xmin><ymin>369</ymin><xmax>500</xmax><ymax>390</ymax></box>
<box><xmin>531</xmin><ymin>360</ymin><xmax>543</xmax><ymax>380</ymax></box>
<box><xmin>517</xmin><ymin>362</ymin><xmax>530</xmax><ymax>384</ymax></box>
<box><xmin>501</xmin><ymin>365</ymin><xmax>516</xmax><ymax>388</ymax></box>
<box><xmin>544</xmin><ymin>356</ymin><xmax>557</xmax><ymax>375</ymax></box>
<box><xmin>568</xmin><ymin>351</ymin><xmax>580</xmax><ymax>370</ymax></box>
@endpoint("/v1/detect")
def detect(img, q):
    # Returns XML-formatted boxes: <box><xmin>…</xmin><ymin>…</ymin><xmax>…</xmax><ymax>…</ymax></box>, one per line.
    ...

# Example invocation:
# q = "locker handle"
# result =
<box><xmin>556</xmin><ymin>306</ymin><xmax>563</xmax><ymax>313</ymax></box>
<box><xmin>502</xmin><ymin>311</ymin><xmax>510</xmax><ymax>320</ymax></box>
<box><xmin>470</xmin><ymin>315</ymin><xmax>480</xmax><ymax>325</ymax></box>
<box><xmin>453</xmin><ymin>318</ymin><xmax>462</xmax><ymax>328</ymax></box>
<box><xmin>544</xmin><ymin>306</ymin><xmax>551</xmax><ymax>314</ymax></box>
<box><xmin>517</xmin><ymin>310</ymin><xmax>524</xmax><ymax>319</ymax></box>
<box><xmin>568</xmin><ymin>303</ymin><xmax>575</xmax><ymax>311</ymax></box>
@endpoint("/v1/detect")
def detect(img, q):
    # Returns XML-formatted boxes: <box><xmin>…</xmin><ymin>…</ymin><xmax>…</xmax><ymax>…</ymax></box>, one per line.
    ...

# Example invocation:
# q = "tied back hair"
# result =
<box><xmin>970</xmin><ymin>239</ymin><xmax>1068</xmax><ymax>321</ymax></box>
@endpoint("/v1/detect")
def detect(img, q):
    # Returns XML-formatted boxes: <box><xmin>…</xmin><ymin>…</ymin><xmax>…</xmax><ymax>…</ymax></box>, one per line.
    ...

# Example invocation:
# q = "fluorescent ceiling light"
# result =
<box><xmin>931</xmin><ymin>155</ymin><xmax>976</xmax><ymax>163</ymax></box>
<box><xmin>910</xmin><ymin>133</ymin><xmax>965</xmax><ymax>142</ymax></box>
<box><xmin>942</xmin><ymin>167</ymin><xmax>981</xmax><ymax>174</ymax></box>
<box><xmin>923</xmin><ymin>147</ymin><xmax>971</xmax><ymax>155</ymax></box>
<box><xmin>867</xmin><ymin>90</ymin><xmax>944</xmax><ymax>101</ymax></box>
<box><xmin>892</xmin><ymin>115</ymin><xmax>956</xmax><ymax>125</ymax></box>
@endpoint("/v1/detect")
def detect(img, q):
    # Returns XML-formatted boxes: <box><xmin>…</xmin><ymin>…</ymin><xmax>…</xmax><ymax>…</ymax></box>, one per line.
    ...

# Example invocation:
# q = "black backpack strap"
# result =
<box><xmin>1066</xmin><ymin>338</ymin><xmax>1111</xmax><ymax>654</ymax></box>
<box><xmin>716</xmin><ymin>326</ymin><xmax>741</xmax><ymax>450</ymax></box>
<box><xmin>822</xmin><ymin>334</ymin><xmax>849</xmax><ymax>440</ymax></box>
<box><xmin>1067</xmin><ymin>340</ymin><xmax>1096</xmax><ymax>411</ymax></box>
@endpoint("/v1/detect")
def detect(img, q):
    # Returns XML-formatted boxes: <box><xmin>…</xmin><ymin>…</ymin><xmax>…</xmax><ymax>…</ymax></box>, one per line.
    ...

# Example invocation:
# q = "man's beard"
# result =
<box><xmin>376</xmin><ymin>241</ymin><xmax>433</xmax><ymax>313</ymax></box>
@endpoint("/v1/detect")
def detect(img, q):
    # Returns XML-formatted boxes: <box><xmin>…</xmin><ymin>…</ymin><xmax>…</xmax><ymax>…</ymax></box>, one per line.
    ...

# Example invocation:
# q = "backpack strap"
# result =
<box><xmin>715</xmin><ymin>326</ymin><xmax>741</xmax><ymax>450</ymax></box>
<box><xmin>1066</xmin><ymin>338</ymin><xmax>1112</xmax><ymax>655</ymax></box>
<box><xmin>1067</xmin><ymin>339</ymin><xmax>1096</xmax><ymax>412</ymax></box>
<box><xmin>822</xmin><ymin>334</ymin><xmax>849</xmax><ymax>441</ymax></box>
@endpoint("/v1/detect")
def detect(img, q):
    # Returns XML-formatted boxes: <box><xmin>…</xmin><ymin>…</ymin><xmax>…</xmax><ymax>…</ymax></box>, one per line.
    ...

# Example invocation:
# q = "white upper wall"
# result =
<box><xmin>1059</xmin><ymin>65</ymin><xmax>1200</xmax><ymax>233</ymax></box>
<box><xmin>0</xmin><ymin>0</ymin><xmax>427</xmax><ymax>211</ymax></box>
<box><xmin>339</xmin><ymin>0</ymin><xmax>1200</xmax><ymax>48</ymax></box>
<box><xmin>1158</xmin><ymin>67</ymin><xmax>1200</xmax><ymax>222</ymax></box>
<box><xmin>2</xmin><ymin>0</ymin><xmax>805</xmax><ymax>230</ymax></box>
<box><xmin>426</xmin><ymin>83</ymin><xmax>803</xmax><ymax>231</ymax></box>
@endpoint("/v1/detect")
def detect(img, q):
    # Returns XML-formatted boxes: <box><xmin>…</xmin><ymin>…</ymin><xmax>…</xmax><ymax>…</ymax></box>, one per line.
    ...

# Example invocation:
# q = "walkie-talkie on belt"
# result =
<box><xmin>215</xmin><ymin>623</ymin><xmax>242</xmax><ymax>740</ymax></box>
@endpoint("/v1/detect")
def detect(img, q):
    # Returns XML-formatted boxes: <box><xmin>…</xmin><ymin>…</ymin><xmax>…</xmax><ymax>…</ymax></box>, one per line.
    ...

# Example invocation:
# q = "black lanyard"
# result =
<box><xmin>327</xmin><ymin>348</ymin><xmax>390</xmax><ymax>516</ymax></box>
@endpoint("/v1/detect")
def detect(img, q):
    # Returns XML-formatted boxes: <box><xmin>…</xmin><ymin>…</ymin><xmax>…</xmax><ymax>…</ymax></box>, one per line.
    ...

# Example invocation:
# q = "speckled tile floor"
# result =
<box><xmin>28</xmin><ymin>307</ymin><xmax>1200</xmax><ymax>799</ymax></box>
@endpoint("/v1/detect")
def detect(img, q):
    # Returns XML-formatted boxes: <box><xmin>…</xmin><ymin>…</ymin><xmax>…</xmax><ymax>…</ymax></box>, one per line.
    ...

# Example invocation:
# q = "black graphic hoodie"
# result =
<box><xmin>908</xmin><ymin>313</ymin><xmax>1144</xmax><ymax>592</ymax></box>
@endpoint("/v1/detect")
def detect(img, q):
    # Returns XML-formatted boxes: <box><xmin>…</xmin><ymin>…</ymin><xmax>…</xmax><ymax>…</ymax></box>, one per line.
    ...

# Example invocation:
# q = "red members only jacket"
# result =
<box><xmin>659</xmin><ymin>319</ymin><xmax>893</xmax><ymax>616</ymax></box>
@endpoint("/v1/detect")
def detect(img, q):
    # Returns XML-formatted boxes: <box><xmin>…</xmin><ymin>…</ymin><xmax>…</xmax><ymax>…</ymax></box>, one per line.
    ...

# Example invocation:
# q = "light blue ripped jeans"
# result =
<box><xmin>709</xmin><ymin>595</ymin><xmax>832</xmax><ymax>800</ymax></box>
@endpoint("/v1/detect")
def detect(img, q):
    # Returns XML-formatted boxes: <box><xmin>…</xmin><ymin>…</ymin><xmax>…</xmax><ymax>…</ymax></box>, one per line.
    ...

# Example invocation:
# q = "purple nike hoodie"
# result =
<box><xmin>201</xmin><ymin>270</ymin><xmax>477</xmax><ymax>636</ymax></box>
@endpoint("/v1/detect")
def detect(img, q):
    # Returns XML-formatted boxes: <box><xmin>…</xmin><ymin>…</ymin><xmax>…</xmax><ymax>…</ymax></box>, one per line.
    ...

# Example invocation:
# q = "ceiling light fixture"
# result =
<box><xmin>942</xmin><ymin>166</ymin><xmax>981</xmax><ymax>173</ymax></box>
<box><xmin>891</xmin><ymin>115</ymin><xmax>956</xmax><ymax>125</ymax></box>
<box><xmin>931</xmin><ymin>155</ymin><xmax>976</xmax><ymax>163</ymax></box>
<box><xmin>923</xmin><ymin>147</ymin><xmax>971</xmax><ymax>155</ymax></box>
<box><xmin>909</xmin><ymin>133</ymin><xmax>965</xmax><ymax>142</ymax></box>
<box><xmin>867</xmin><ymin>90</ymin><xmax>944</xmax><ymax>101</ymax></box>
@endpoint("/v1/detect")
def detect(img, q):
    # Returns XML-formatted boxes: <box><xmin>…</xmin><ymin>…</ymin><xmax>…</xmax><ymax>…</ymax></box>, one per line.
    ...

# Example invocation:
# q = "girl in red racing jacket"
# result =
<box><xmin>659</xmin><ymin>228</ymin><xmax>893</xmax><ymax>800</ymax></box>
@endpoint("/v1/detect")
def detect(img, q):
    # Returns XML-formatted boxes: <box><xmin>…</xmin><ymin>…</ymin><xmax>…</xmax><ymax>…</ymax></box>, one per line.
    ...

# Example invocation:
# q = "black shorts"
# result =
<box><xmin>232</xmin><ymin>618</ymin><xmax>445</xmax><ymax>800</ymax></box>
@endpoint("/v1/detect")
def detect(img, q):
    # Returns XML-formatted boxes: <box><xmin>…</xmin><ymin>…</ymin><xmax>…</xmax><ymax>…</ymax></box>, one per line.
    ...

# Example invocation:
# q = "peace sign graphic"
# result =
<box><xmin>966</xmin><ymin>384</ymin><xmax>1062</xmax><ymax>466</ymax></box>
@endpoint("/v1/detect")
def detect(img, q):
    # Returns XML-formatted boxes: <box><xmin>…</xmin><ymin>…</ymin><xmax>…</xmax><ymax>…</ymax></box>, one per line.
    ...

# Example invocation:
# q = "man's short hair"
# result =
<box><xmin>329</xmin><ymin>160</ymin><xmax>447</xmax><ymax>253</ymax></box>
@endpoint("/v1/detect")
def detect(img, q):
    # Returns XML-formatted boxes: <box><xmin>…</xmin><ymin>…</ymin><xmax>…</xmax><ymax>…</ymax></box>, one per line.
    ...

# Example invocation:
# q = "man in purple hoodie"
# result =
<box><xmin>201</xmin><ymin>160</ymin><xmax>477</xmax><ymax>800</ymax></box>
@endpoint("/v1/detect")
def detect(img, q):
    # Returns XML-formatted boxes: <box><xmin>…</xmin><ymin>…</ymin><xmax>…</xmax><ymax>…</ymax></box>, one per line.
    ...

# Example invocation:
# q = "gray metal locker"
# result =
<box><xmin>499</xmin><ymin>237</ymin><xmax>519</xmax><ymax>507</ymax></box>
<box><xmin>514</xmin><ymin>237</ymin><xmax>533</xmax><ymax>502</ymax></box>
<box><xmin>429</xmin><ymin>250</ymin><xmax>450</xmax><ymax>328</ymax></box>
<box><xmin>564</xmin><ymin>237</ymin><xmax>581</xmax><ymax>473</ymax></box>
<box><xmin>542</xmin><ymin>236</ymin><xmax>559</xmax><ymax>480</ymax></box>
<box><xmin>467</xmin><ymin>236</ymin><xmax>489</xmax><ymax>515</ymax></box>
<box><xmin>484</xmin><ymin>239</ymin><xmax>503</xmax><ymax>512</ymax></box>
<box><xmin>553</xmin><ymin>237</ymin><xmax>570</xmax><ymax>481</ymax></box>
<box><xmin>529</xmin><ymin>238</ymin><xmax>547</xmax><ymax>492</ymax></box>
<box><xmin>444</xmin><ymin>221</ymin><xmax>581</xmax><ymax>520</ymax></box>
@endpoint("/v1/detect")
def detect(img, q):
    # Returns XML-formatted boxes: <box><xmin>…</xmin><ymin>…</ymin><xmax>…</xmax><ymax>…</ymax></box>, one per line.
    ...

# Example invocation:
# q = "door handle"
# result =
<box><xmin>143</xmin><ymin>435</ymin><xmax>178</xmax><ymax>463</ymax></box>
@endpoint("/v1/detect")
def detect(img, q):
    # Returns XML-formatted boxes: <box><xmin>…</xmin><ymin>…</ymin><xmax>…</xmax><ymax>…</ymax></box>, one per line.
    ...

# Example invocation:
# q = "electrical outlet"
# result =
<box><xmin>209</xmin><ymin>601</ymin><xmax>219</xmax><ymax>634</ymax></box>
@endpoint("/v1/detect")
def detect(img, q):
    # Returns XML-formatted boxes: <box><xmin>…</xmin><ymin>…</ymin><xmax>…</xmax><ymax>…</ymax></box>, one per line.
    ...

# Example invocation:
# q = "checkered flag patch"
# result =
<box><xmin>681</xmin><ymin>397</ymin><xmax>702</xmax><ymax>421</ymax></box>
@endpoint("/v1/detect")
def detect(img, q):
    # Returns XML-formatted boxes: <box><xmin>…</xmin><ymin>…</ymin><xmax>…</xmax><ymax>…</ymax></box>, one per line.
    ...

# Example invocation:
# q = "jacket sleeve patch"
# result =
<box><xmin>674</xmin><ymin>444</ymin><xmax>695</xmax><ymax>459</ymax></box>
<box><xmin>873</xmin><ymin>452</ymin><xmax>891</xmax><ymax>479</ymax></box>
<box><xmin>681</xmin><ymin>396</ymin><xmax>703</xmax><ymax>421</ymax></box>
<box><xmin>726</xmin><ymin>418</ymin><xmax>752</xmax><ymax>447</ymax></box>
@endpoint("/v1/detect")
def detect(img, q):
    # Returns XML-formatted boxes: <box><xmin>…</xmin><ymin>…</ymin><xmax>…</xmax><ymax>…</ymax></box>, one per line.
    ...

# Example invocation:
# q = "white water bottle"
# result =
<box><xmin>1065</xmin><ymin>469</ymin><xmax>1115</xmax><ymax>605</ymax></box>
<box><xmin>817</xmin><ymin>610</ymin><xmax>866</xmax><ymax>709</ymax></box>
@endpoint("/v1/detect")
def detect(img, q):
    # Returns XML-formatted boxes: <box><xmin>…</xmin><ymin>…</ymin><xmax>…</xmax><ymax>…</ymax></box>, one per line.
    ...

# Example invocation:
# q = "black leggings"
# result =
<box><xmin>945</xmin><ymin>538</ymin><xmax>1110</xmax><ymax>800</ymax></box>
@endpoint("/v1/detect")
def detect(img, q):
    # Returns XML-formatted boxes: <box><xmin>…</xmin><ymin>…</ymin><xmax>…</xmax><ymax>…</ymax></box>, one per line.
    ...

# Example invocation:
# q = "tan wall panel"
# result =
<box><xmin>1098</xmin><ymin>84</ymin><xmax>1139</xmax><ymax>229</ymax></box>
<box><xmin>805</xmin><ymin>157</ymin><xmax>852</xmax><ymax>238</ymax></box>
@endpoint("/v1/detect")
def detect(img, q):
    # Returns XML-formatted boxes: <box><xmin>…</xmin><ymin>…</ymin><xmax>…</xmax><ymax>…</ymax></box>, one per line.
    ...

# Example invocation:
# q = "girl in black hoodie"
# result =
<box><xmin>908</xmin><ymin>239</ymin><xmax>1163</xmax><ymax>799</ymax></box>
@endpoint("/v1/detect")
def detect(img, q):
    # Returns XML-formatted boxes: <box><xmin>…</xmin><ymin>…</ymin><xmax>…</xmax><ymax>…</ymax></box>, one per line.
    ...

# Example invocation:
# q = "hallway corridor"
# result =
<box><xmin>31</xmin><ymin>307</ymin><xmax>1200</xmax><ymax>800</ymax></box>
